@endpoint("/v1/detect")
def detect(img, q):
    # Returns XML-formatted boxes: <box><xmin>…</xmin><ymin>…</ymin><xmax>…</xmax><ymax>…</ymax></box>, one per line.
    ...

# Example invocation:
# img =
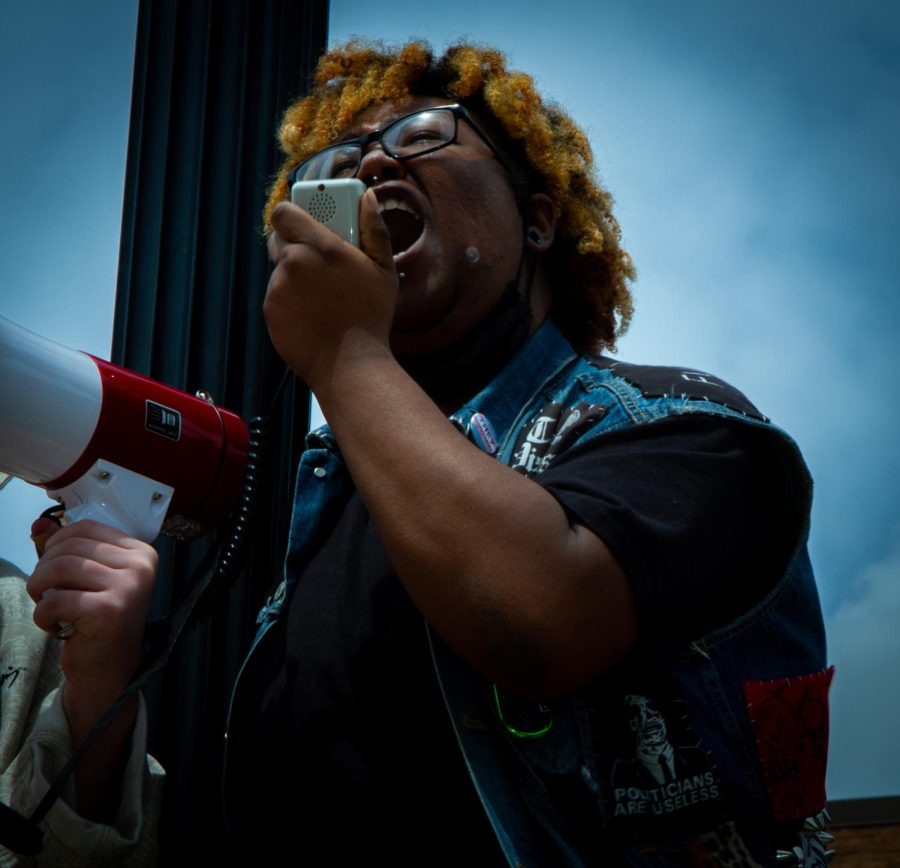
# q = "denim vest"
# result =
<box><xmin>234</xmin><ymin>320</ymin><xmax>830</xmax><ymax>867</ymax></box>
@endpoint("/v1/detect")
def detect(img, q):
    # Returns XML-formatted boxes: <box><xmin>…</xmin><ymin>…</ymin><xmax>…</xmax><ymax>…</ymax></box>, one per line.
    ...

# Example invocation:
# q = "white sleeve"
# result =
<box><xmin>0</xmin><ymin>577</ymin><xmax>164</xmax><ymax>867</ymax></box>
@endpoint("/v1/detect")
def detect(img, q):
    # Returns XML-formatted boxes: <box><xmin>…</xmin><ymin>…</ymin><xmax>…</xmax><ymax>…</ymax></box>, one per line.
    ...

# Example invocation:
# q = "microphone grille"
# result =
<box><xmin>307</xmin><ymin>190</ymin><xmax>337</xmax><ymax>224</ymax></box>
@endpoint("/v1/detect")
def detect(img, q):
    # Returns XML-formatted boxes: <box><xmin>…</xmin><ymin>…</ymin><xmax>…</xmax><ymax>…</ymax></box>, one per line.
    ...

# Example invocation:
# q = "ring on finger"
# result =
<box><xmin>55</xmin><ymin>622</ymin><xmax>76</xmax><ymax>640</ymax></box>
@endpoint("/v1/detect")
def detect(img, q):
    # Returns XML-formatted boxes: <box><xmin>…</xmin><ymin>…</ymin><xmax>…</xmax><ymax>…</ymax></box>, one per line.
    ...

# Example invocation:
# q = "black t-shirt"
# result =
<box><xmin>234</xmin><ymin>416</ymin><xmax>798</xmax><ymax>863</ymax></box>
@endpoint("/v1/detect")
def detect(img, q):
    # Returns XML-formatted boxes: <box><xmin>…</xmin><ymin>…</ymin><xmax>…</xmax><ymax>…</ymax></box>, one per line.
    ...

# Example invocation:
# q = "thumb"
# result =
<box><xmin>358</xmin><ymin>188</ymin><xmax>395</xmax><ymax>272</ymax></box>
<box><xmin>31</xmin><ymin>512</ymin><xmax>62</xmax><ymax>559</ymax></box>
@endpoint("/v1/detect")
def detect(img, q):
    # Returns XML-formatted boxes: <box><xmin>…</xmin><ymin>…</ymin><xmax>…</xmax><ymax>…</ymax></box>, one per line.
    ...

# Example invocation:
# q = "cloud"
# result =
<box><xmin>825</xmin><ymin>529</ymin><xmax>900</xmax><ymax>799</ymax></box>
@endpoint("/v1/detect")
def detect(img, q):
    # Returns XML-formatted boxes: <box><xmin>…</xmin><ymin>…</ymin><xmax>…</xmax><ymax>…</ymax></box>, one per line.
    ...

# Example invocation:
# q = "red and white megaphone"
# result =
<box><xmin>0</xmin><ymin>314</ymin><xmax>249</xmax><ymax>542</ymax></box>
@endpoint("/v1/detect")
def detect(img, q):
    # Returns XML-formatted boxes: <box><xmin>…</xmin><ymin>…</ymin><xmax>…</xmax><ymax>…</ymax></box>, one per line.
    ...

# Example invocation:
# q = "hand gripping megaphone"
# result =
<box><xmin>0</xmin><ymin>314</ymin><xmax>249</xmax><ymax>543</ymax></box>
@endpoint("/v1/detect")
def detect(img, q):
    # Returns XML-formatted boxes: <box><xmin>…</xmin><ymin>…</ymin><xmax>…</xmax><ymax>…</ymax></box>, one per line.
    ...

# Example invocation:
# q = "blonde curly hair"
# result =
<box><xmin>264</xmin><ymin>40</ymin><xmax>635</xmax><ymax>353</ymax></box>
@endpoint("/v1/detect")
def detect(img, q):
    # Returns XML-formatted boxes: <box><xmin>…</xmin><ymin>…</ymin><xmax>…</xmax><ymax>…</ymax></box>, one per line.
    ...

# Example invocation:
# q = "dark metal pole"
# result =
<box><xmin>113</xmin><ymin>1</ymin><xmax>328</xmax><ymax>857</ymax></box>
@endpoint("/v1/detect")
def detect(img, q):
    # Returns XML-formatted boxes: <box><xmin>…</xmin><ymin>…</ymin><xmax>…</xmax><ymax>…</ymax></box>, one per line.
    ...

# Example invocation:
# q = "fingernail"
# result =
<box><xmin>31</xmin><ymin>517</ymin><xmax>54</xmax><ymax>538</ymax></box>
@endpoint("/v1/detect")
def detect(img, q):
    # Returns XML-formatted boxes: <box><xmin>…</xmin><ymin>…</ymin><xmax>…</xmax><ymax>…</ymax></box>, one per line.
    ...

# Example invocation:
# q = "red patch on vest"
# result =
<box><xmin>742</xmin><ymin>667</ymin><xmax>834</xmax><ymax>821</ymax></box>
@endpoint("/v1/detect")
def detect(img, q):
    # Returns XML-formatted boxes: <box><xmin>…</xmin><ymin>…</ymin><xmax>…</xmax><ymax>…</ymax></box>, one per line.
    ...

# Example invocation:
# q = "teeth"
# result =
<box><xmin>378</xmin><ymin>198</ymin><xmax>421</xmax><ymax>220</ymax></box>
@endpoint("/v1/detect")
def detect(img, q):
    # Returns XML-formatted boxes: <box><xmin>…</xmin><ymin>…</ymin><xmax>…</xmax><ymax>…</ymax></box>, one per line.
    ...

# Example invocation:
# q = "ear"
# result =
<box><xmin>524</xmin><ymin>193</ymin><xmax>557</xmax><ymax>252</ymax></box>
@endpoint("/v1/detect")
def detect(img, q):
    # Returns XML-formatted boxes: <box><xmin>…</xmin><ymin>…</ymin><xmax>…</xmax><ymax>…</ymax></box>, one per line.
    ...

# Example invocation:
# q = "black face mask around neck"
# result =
<box><xmin>395</xmin><ymin>276</ymin><xmax>534</xmax><ymax>408</ymax></box>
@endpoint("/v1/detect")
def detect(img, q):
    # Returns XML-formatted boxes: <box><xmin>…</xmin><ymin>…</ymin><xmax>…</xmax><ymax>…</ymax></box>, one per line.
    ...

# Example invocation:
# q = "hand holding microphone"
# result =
<box><xmin>265</xmin><ymin>187</ymin><xmax>398</xmax><ymax>392</ymax></box>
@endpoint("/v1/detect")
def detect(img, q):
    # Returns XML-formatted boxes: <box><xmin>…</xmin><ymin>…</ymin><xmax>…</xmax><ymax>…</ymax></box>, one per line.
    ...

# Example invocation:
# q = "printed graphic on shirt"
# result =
<box><xmin>742</xmin><ymin>667</ymin><xmax>834</xmax><ymax>822</ymax></box>
<box><xmin>593</xmin><ymin>680</ymin><xmax>724</xmax><ymax>839</ymax></box>
<box><xmin>609</xmin><ymin>694</ymin><xmax>721</xmax><ymax>821</ymax></box>
<box><xmin>511</xmin><ymin>401</ymin><xmax>607</xmax><ymax>476</ymax></box>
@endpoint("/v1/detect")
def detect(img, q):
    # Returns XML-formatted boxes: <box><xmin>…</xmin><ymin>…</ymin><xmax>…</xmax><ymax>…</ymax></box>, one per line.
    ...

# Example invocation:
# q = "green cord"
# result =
<box><xmin>492</xmin><ymin>683</ymin><xmax>553</xmax><ymax>739</ymax></box>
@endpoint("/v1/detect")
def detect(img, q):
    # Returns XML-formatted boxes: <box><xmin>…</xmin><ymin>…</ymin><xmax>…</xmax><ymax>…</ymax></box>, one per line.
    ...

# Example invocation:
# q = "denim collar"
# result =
<box><xmin>449</xmin><ymin>318</ymin><xmax>577</xmax><ymax>453</ymax></box>
<box><xmin>305</xmin><ymin>319</ymin><xmax>576</xmax><ymax>454</ymax></box>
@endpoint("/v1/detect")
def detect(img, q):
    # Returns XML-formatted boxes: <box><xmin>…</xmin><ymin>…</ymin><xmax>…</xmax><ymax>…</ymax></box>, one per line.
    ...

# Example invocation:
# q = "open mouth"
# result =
<box><xmin>378</xmin><ymin>198</ymin><xmax>424</xmax><ymax>258</ymax></box>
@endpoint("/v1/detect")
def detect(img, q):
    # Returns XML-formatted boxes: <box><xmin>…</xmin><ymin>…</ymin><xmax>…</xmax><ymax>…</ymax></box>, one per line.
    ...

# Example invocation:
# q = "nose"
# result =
<box><xmin>357</xmin><ymin>142</ymin><xmax>405</xmax><ymax>187</ymax></box>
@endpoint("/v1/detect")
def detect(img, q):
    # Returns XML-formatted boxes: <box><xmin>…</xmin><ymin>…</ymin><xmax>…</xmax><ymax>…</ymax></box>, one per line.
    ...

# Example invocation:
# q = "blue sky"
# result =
<box><xmin>1</xmin><ymin>0</ymin><xmax>898</xmax><ymax>801</ymax></box>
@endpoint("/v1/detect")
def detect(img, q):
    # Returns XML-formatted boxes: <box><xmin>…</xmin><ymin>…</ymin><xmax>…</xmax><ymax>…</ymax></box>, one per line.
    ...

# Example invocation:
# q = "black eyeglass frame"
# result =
<box><xmin>286</xmin><ymin>103</ymin><xmax>512</xmax><ymax>185</ymax></box>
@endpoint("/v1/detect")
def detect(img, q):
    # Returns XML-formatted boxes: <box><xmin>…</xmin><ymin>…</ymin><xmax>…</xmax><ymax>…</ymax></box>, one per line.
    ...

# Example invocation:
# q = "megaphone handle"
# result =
<box><xmin>42</xmin><ymin>462</ymin><xmax>172</xmax><ymax>639</ymax></box>
<box><xmin>48</xmin><ymin>459</ymin><xmax>174</xmax><ymax>543</ymax></box>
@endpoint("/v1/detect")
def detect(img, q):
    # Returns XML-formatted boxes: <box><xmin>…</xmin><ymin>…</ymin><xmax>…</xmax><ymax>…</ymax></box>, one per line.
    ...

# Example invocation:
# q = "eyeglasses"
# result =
<box><xmin>287</xmin><ymin>104</ymin><xmax>509</xmax><ymax>184</ymax></box>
